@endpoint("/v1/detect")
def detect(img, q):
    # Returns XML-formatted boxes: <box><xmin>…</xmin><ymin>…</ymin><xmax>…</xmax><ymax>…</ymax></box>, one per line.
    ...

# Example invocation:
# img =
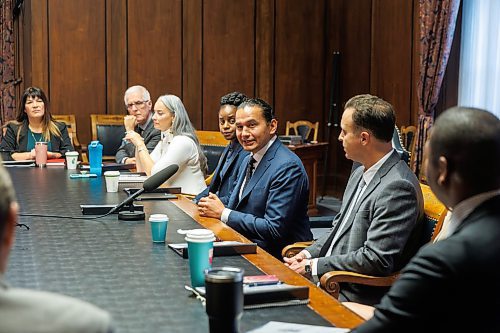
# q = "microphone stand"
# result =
<box><xmin>118</xmin><ymin>201</ymin><xmax>146</xmax><ymax>221</ymax></box>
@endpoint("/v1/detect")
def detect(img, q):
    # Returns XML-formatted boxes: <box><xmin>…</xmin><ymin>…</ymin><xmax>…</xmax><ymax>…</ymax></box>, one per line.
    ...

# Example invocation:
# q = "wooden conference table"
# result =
<box><xmin>6</xmin><ymin>167</ymin><xmax>362</xmax><ymax>333</ymax></box>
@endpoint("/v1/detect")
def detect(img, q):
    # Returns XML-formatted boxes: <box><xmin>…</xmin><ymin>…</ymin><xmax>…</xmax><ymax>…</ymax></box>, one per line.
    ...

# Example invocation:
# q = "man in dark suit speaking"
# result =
<box><xmin>115</xmin><ymin>85</ymin><xmax>161</xmax><ymax>164</ymax></box>
<box><xmin>197</xmin><ymin>98</ymin><xmax>313</xmax><ymax>258</ymax></box>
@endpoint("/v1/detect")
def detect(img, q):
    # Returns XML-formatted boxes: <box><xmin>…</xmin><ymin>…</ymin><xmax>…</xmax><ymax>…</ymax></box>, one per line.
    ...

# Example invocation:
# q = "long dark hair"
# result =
<box><xmin>14</xmin><ymin>87</ymin><xmax>61</xmax><ymax>142</ymax></box>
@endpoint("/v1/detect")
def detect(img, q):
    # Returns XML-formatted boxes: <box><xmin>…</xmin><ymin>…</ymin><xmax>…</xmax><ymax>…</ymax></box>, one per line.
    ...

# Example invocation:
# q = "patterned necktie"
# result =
<box><xmin>242</xmin><ymin>157</ymin><xmax>256</xmax><ymax>193</ymax></box>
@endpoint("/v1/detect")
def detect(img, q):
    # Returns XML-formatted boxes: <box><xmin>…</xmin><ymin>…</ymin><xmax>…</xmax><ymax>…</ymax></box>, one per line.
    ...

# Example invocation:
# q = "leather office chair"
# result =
<box><xmin>282</xmin><ymin>183</ymin><xmax>447</xmax><ymax>299</ymax></box>
<box><xmin>285</xmin><ymin>120</ymin><xmax>319</xmax><ymax>143</ymax></box>
<box><xmin>53</xmin><ymin>114</ymin><xmax>86</xmax><ymax>162</ymax></box>
<box><xmin>195</xmin><ymin>130</ymin><xmax>229</xmax><ymax>183</ymax></box>
<box><xmin>90</xmin><ymin>114</ymin><xmax>126</xmax><ymax>161</ymax></box>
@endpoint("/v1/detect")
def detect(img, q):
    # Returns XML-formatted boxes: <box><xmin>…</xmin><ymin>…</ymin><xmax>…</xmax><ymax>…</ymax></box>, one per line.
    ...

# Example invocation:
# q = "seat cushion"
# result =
<box><xmin>97</xmin><ymin>125</ymin><xmax>125</xmax><ymax>156</ymax></box>
<box><xmin>201</xmin><ymin>144</ymin><xmax>225</xmax><ymax>175</ymax></box>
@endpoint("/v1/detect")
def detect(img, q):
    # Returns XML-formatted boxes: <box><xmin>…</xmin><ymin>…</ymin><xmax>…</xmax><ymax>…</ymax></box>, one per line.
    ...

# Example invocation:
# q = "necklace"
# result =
<box><xmin>29</xmin><ymin>128</ymin><xmax>42</xmax><ymax>143</ymax></box>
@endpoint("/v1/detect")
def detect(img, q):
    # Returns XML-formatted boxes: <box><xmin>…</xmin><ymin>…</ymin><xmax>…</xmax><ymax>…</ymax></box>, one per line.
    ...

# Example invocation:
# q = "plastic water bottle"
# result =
<box><xmin>88</xmin><ymin>140</ymin><xmax>103</xmax><ymax>176</ymax></box>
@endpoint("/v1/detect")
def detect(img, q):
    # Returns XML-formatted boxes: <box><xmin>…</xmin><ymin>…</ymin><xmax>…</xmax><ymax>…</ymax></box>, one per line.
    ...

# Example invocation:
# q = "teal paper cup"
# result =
<box><xmin>186</xmin><ymin>229</ymin><xmax>215</xmax><ymax>287</ymax></box>
<box><xmin>149</xmin><ymin>214</ymin><xmax>169</xmax><ymax>243</ymax></box>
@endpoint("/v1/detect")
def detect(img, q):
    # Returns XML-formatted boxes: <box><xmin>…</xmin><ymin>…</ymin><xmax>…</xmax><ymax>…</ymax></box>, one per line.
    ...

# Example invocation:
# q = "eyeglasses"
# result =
<box><xmin>126</xmin><ymin>100</ymin><xmax>149</xmax><ymax>110</ymax></box>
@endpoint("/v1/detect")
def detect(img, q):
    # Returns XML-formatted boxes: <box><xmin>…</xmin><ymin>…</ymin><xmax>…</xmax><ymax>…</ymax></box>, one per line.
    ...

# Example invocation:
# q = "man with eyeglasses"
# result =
<box><xmin>115</xmin><ymin>85</ymin><xmax>161</xmax><ymax>164</ymax></box>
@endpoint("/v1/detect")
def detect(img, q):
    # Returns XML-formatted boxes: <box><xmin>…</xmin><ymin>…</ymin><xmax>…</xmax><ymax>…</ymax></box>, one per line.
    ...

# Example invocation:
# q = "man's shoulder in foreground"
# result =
<box><xmin>0</xmin><ymin>286</ymin><xmax>113</xmax><ymax>333</ymax></box>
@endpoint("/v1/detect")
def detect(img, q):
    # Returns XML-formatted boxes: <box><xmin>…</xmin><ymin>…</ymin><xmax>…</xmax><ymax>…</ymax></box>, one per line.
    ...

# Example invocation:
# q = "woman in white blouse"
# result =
<box><xmin>125</xmin><ymin>94</ymin><xmax>208</xmax><ymax>195</ymax></box>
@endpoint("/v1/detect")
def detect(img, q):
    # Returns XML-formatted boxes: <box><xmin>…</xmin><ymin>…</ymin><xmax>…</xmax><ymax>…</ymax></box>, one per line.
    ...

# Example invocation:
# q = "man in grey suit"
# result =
<box><xmin>349</xmin><ymin>107</ymin><xmax>500</xmax><ymax>332</ymax></box>
<box><xmin>285</xmin><ymin>94</ymin><xmax>424</xmax><ymax>305</ymax></box>
<box><xmin>115</xmin><ymin>85</ymin><xmax>161</xmax><ymax>164</ymax></box>
<box><xmin>0</xmin><ymin>162</ymin><xmax>114</xmax><ymax>332</ymax></box>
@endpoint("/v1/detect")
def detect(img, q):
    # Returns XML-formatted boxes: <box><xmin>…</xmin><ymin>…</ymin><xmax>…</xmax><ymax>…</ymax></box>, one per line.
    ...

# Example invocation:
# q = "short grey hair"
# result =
<box><xmin>124</xmin><ymin>85</ymin><xmax>151</xmax><ymax>105</ymax></box>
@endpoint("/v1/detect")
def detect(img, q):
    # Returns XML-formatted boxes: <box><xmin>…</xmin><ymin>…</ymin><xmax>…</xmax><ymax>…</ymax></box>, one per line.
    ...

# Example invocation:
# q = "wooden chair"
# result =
<box><xmin>53</xmin><ymin>114</ymin><xmax>86</xmax><ymax>162</ymax></box>
<box><xmin>285</xmin><ymin>120</ymin><xmax>319</xmax><ymax>143</ymax></box>
<box><xmin>90</xmin><ymin>114</ymin><xmax>126</xmax><ymax>161</ymax></box>
<box><xmin>195</xmin><ymin>130</ymin><xmax>229</xmax><ymax>181</ymax></box>
<box><xmin>401</xmin><ymin>125</ymin><xmax>417</xmax><ymax>164</ymax></box>
<box><xmin>282</xmin><ymin>183</ymin><xmax>447</xmax><ymax>299</ymax></box>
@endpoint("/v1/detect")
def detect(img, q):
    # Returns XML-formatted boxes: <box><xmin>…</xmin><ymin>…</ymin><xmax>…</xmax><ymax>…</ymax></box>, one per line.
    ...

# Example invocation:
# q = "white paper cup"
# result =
<box><xmin>104</xmin><ymin>170</ymin><xmax>120</xmax><ymax>192</ymax></box>
<box><xmin>65</xmin><ymin>151</ymin><xmax>79</xmax><ymax>170</ymax></box>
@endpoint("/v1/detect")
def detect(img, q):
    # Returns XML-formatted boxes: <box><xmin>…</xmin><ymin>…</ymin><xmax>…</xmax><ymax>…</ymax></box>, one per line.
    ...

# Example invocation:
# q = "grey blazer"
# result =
<box><xmin>306</xmin><ymin>150</ymin><xmax>424</xmax><ymax>305</ymax></box>
<box><xmin>0</xmin><ymin>278</ymin><xmax>113</xmax><ymax>333</ymax></box>
<box><xmin>115</xmin><ymin>119</ymin><xmax>161</xmax><ymax>163</ymax></box>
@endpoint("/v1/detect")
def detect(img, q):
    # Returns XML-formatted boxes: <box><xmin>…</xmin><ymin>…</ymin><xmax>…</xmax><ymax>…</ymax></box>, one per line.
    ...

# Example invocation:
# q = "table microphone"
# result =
<box><xmin>108</xmin><ymin>164</ymin><xmax>179</xmax><ymax>219</ymax></box>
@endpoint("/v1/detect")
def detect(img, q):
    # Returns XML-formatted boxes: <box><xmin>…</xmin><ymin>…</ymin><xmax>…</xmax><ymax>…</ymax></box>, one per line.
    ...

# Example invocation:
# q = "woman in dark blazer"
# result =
<box><xmin>1</xmin><ymin>86</ymin><xmax>73</xmax><ymax>161</ymax></box>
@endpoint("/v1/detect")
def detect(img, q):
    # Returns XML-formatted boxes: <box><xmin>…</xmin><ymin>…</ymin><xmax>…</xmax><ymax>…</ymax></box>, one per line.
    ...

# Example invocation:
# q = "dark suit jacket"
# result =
<box><xmin>0</xmin><ymin>121</ymin><xmax>73</xmax><ymax>159</ymax></box>
<box><xmin>194</xmin><ymin>141</ymin><xmax>248</xmax><ymax>204</ymax></box>
<box><xmin>353</xmin><ymin>195</ymin><xmax>500</xmax><ymax>333</ymax></box>
<box><xmin>306</xmin><ymin>150</ymin><xmax>424</xmax><ymax>305</ymax></box>
<box><xmin>115</xmin><ymin>119</ymin><xmax>160</xmax><ymax>163</ymax></box>
<box><xmin>227</xmin><ymin>138</ymin><xmax>313</xmax><ymax>258</ymax></box>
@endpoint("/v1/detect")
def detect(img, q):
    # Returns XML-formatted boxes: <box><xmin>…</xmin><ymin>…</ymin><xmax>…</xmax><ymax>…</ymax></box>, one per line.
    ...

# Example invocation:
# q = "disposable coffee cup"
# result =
<box><xmin>65</xmin><ymin>151</ymin><xmax>79</xmax><ymax>170</ymax></box>
<box><xmin>205</xmin><ymin>267</ymin><xmax>244</xmax><ymax>333</ymax></box>
<box><xmin>104</xmin><ymin>170</ymin><xmax>120</xmax><ymax>192</ymax></box>
<box><xmin>34</xmin><ymin>142</ymin><xmax>48</xmax><ymax>167</ymax></box>
<box><xmin>186</xmin><ymin>229</ymin><xmax>215</xmax><ymax>287</ymax></box>
<box><xmin>149</xmin><ymin>214</ymin><xmax>169</xmax><ymax>243</ymax></box>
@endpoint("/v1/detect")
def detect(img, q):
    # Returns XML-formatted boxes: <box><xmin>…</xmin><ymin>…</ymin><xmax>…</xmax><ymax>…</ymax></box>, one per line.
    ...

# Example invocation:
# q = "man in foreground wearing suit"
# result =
<box><xmin>197</xmin><ymin>98</ymin><xmax>313</xmax><ymax>258</ymax></box>
<box><xmin>348</xmin><ymin>107</ymin><xmax>500</xmax><ymax>332</ymax></box>
<box><xmin>285</xmin><ymin>94</ymin><xmax>423</xmax><ymax>305</ymax></box>
<box><xmin>115</xmin><ymin>85</ymin><xmax>161</xmax><ymax>164</ymax></box>
<box><xmin>194</xmin><ymin>91</ymin><xmax>249</xmax><ymax>204</ymax></box>
<box><xmin>0</xmin><ymin>162</ymin><xmax>114</xmax><ymax>332</ymax></box>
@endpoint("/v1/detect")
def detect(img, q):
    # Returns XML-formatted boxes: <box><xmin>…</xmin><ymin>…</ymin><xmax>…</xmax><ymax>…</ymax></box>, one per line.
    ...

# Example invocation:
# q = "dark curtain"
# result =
<box><xmin>0</xmin><ymin>0</ymin><xmax>17</xmax><ymax>128</ymax></box>
<box><xmin>413</xmin><ymin>0</ymin><xmax>461</xmax><ymax>179</ymax></box>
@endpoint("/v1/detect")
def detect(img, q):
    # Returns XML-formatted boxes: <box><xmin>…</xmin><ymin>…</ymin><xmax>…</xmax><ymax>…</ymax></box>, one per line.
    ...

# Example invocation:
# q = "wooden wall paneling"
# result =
<box><xmin>370</xmin><ymin>0</ymin><xmax>413</xmax><ymax>127</ymax></box>
<box><xmin>127</xmin><ymin>0</ymin><xmax>182</xmax><ymax>105</ymax></box>
<box><xmin>23</xmin><ymin>0</ymin><xmax>49</xmax><ymax>92</ymax></box>
<box><xmin>411</xmin><ymin>0</ymin><xmax>419</xmax><ymax>125</ymax></box>
<box><xmin>255</xmin><ymin>0</ymin><xmax>275</xmax><ymax>107</ymax></box>
<box><xmin>106</xmin><ymin>0</ymin><xmax>127</xmax><ymax>118</ymax></box>
<box><xmin>321</xmin><ymin>0</ymin><xmax>343</xmax><ymax>198</ymax></box>
<box><xmin>202</xmin><ymin>0</ymin><xmax>255</xmax><ymax>130</ymax></box>
<box><xmin>182</xmin><ymin>0</ymin><xmax>203</xmax><ymax>129</ymax></box>
<box><xmin>326</xmin><ymin>0</ymin><xmax>373</xmax><ymax>196</ymax></box>
<box><xmin>48</xmin><ymin>0</ymin><xmax>106</xmax><ymax>145</ymax></box>
<box><xmin>274</xmin><ymin>0</ymin><xmax>325</xmax><ymax>135</ymax></box>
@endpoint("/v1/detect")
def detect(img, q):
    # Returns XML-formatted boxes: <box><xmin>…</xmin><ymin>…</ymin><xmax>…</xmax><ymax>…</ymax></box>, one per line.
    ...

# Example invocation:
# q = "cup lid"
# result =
<box><xmin>205</xmin><ymin>267</ymin><xmax>244</xmax><ymax>283</ymax></box>
<box><xmin>149</xmin><ymin>214</ymin><xmax>168</xmax><ymax>222</ymax></box>
<box><xmin>65</xmin><ymin>151</ymin><xmax>79</xmax><ymax>156</ymax></box>
<box><xmin>104</xmin><ymin>171</ymin><xmax>120</xmax><ymax>176</ymax></box>
<box><xmin>186</xmin><ymin>229</ymin><xmax>214</xmax><ymax>238</ymax></box>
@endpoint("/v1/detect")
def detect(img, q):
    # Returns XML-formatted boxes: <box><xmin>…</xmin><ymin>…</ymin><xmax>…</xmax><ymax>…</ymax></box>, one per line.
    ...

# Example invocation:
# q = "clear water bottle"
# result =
<box><xmin>88</xmin><ymin>140</ymin><xmax>103</xmax><ymax>176</ymax></box>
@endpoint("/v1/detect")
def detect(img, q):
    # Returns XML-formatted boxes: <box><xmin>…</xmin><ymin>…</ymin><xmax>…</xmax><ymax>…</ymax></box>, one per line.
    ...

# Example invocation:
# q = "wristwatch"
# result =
<box><xmin>304</xmin><ymin>260</ymin><xmax>312</xmax><ymax>279</ymax></box>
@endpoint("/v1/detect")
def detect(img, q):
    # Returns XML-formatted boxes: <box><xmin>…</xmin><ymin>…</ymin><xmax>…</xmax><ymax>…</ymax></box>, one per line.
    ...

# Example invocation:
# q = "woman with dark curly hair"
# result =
<box><xmin>194</xmin><ymin>91</ymin><xmax>249</xmax><ymax>203</ymax></box>
<box><xmin>1</xmin><ymin>87</ymin><xmax>73</xmax><ymax>161</ymax></box>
